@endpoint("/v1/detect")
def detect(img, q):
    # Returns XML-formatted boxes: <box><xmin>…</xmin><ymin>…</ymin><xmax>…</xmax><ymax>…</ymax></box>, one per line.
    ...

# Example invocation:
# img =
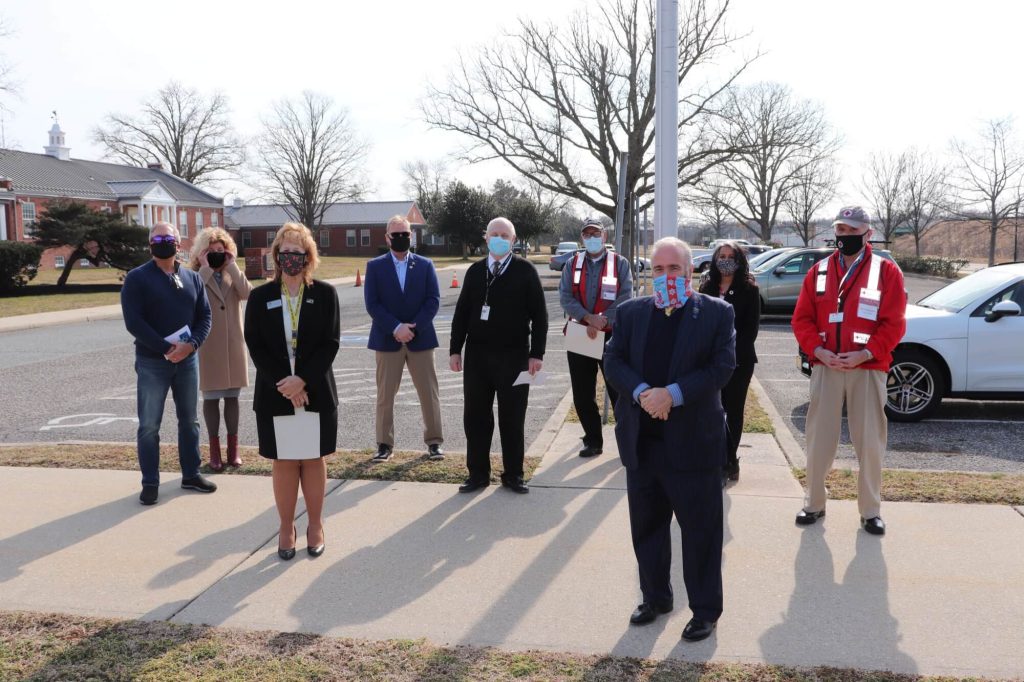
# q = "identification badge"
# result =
<box><xmin>853</xmin><ymin>332</ymin><xmax>871</xmax><ymax>345</ymax></box>
<box><xmin>480</xmin><ymin>305</ymin><xmax>491</xmax><ymax>321</ymax></box>
<box><xmin>828</xmin><ymin>312</ymin><xmax>844</xmax><ymax>324</ymax></box>
<box><xmin>267</xmin><ymin>299</ymin><xmax>282</xmax><ymax>310</ymax></box>
<box><xmin>857</xmin><ymin>289</ymin><xmax>880</xmax><ymax>321</ymax></box>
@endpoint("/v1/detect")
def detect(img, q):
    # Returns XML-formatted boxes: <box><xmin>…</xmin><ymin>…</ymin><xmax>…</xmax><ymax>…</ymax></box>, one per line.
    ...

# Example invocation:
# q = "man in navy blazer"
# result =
<box><xmin>604</xmin><ymin>237</ymin><xmax>736</xmax><ymax>643</ymax></box>
<box><xmin>364</xmin><ymin>215</ymin><xmax>444</xmax><ymax>462</ymax></box>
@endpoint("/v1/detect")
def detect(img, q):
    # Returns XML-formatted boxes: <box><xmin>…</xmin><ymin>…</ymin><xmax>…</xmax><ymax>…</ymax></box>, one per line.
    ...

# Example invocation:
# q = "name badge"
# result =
<box><xmin>480</xmin><ymin>305</ymin><xmax>491</xmax><ymax>321</ymax></box>
<box><xmin>267</xmin><ymin>299</ymin><xmax>282</xmax><ymax>310</ymax></box>
<box><xmin>853</xmin><ymin>332</ymin><xmax>872</xmax><ymax>345</ymax></box>
<box><xmin>857</xmin><ymin>289</ymin><xmax>880</xmax><ymax>321</ymax></box>
<box><xmin>828</xmin><ymin>312</ymin><xmax>844</xmax><ymax>324</ymax></box>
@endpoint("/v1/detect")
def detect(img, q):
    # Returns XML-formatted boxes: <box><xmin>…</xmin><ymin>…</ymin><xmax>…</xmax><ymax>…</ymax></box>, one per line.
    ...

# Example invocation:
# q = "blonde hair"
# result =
<box><xmin>189</xmin><ymin>227</ymin><xmax>238</xmax><ymax>271</ymax></box>
<box><xmin>387</xmin><ymin>214</ymin><xmax>411</xmax><ymax>232</ymax></box>
<box><xmin>271</xmin><ymin>222</ymin><xmax>319</xmax><ymax>284</ymax></box>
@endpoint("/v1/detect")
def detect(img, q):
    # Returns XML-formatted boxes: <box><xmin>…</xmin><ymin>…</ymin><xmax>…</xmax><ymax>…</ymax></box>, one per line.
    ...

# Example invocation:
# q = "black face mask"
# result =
<box><xmin>835</xmin><ymin>232</ymin><xmax>865</xmax><ymax>256</ymax></box>
<box><xmin>151</xmin><ymin>241</ymin><xmax>177</xmax><ymax>259</ymax></box>
<box><xmin>207</xmin><ymin>252</ymin><xmax>227</xmax><ymax>269</ymax></box>
<box><xmin>389</xmin><ymin>233</ymin><xmax>411</xmax><ymax>253</ymax></box>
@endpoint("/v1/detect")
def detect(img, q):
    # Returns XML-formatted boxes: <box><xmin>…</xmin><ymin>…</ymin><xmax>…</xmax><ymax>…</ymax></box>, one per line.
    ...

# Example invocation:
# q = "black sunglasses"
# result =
<box><xmin>389</xmin><ymin>232</ymin><xmax>412</xmax><ymax>238</ymax></box>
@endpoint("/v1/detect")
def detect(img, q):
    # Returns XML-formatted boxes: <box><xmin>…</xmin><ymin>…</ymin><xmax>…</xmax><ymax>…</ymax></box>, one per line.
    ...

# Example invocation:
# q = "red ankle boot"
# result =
<box><xmin>227</xmin><ymin>434</ymin><xmax>241</xmax><ymax>467</ymax></box>
<box><xmin>209</xmin><ymin>436</ymin><xmax>224</xmax><ymax>472</ymax></box>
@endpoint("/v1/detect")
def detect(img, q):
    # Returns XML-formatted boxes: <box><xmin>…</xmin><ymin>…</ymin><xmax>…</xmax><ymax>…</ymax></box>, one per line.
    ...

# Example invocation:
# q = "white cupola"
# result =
<box><xmin>44</xmin><ymin>114</ymin><xmax>71</xmax><ymax>161</ymax></box>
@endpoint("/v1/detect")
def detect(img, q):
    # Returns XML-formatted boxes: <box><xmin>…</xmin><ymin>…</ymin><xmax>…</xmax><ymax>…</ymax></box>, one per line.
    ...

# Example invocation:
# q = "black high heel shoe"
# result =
<box><xmin>278</xmin><ymin>525</ymin><xmax>297</xmax><ymax>561</ymax></box>
<box><xmin>307</xmin><ymin>527</ymin><xmax>325</xmax><ymax>558</ymax></box>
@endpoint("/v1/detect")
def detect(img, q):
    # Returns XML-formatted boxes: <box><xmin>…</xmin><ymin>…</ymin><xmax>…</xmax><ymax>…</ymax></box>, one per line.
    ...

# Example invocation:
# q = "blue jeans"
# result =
<box><xmin>135</xmin><ymin>353</ymin><xmax>201</xmax><ymax>486</ymax></box>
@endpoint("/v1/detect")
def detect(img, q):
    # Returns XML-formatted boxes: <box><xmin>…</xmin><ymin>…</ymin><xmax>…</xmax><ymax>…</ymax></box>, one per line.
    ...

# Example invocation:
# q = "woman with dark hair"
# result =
<box><xmin>699</xmin><ymin>241</ymin><xmax>761</xmax><ymax>484</ymax></box>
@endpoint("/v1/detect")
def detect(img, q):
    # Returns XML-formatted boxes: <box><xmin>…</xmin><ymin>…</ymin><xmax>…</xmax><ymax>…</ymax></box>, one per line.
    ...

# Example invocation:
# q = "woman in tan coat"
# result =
<box><xmin>190</xmin><ymin>228</ymin><xmax>253</xmax><ymax>471</ymax></box>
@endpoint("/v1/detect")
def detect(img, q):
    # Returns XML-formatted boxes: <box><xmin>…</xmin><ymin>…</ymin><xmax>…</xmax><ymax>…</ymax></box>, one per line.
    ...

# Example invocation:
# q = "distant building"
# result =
<box><xmin>0</xmin><ymin>121</ymin><xmax>223</xmax><ymax>268</ymax></box>
<box><xmin>224</xmin><ymin>200</ymin><xmax>434</xmax><ymax>257</ymax></box>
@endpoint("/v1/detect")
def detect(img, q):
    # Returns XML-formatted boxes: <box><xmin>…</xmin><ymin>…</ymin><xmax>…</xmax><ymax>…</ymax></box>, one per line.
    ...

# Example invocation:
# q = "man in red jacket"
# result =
<box><xmin>791</xmin><ymin>206</ymin><xmax>906</xmax><ymax>535</ymax></box>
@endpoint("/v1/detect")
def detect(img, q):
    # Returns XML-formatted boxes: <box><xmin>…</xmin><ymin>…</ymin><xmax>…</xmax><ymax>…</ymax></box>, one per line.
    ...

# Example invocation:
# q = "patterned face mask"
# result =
<box><xmin>278</xmin><ymin>252</ymin><xmax>307</xmax><ymax>276</ymax></box>
<box><xmin>716</xmin><ymin>258</ymin><xmax>738</xmax><ymax>275</ymax></box>
<box><xmin>652</xmin><ymin>274</ymin><xmax>691</xmax><ymax>310</ymax></box>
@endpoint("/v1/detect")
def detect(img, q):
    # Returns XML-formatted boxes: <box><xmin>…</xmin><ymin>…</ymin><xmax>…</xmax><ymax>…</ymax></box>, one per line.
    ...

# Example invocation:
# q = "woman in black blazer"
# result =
<box><xmin>244</xmin><ymin>223</ymin><xmax>340</xmax><ymax>560</ymax></box>
<box><xmin>699</xmin><ymin>241</ymin><xmax>761</xmax><ymax>484</ymax></box>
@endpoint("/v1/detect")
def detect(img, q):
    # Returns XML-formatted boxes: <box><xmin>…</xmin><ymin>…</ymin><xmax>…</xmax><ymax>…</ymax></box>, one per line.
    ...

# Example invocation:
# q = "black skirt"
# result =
<box><xmin>255</xmin><ymin>408</ymin><xmax>338</xmax><ymax>460</ymax></box>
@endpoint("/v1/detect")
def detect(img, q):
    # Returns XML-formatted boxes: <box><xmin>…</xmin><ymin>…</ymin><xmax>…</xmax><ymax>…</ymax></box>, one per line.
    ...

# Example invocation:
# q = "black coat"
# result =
<box><xmin>244</xmin><ymin>279</ymin><xmax>341</xmax><ymax>417</ymax></box>
<box><xmin>701</xmin><ymin>278</ymin><xmax>760</xmax><ymax>367</ymax></box>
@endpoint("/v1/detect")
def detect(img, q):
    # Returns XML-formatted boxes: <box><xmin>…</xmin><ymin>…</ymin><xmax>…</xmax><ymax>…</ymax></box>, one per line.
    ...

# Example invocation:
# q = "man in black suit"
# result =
<box><xmin>604</xmin><ymin>237</ymin><xmax>736</xmax><ymax>642</ymax></box>
<box><xmin>449</xmin><ymin>217</ymin><xmax>548</xmax><ymax>494</ymax></box>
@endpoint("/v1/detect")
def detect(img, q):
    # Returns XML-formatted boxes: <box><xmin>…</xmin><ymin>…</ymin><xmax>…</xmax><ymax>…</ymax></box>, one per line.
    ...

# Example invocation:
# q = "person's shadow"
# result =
<box><xmin>759</xmin><ymin>527</ymin><xmax>917</xmax><ymax>674</ymax></box>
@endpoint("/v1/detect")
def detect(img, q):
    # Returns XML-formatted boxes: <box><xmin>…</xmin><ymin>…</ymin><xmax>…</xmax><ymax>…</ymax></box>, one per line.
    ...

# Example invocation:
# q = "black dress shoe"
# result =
<box><xmin>682</xmin><ymin>617</ymin><xmax>717</xmax><ymax>642</ymax></box>
<box><xmin>139</xmin><ymin>485</ymin><xmax>158</xmax><ymax>506</ymax></box>
<box><xmin>307</xmin><ymin>529</ymin><xmax>326</xmax><ymax>557</ymax></box>
<box><xmin>372</xmin><ymin>444</ymin><xmax>393</xmax><ymax>462</ymax></box>
<box><xmin>724</xmin><ymin>458</ymin><xmax>740</xmax><ymax>482</ymax></box>
<box><xmin>629</xmin><ymin>601</ymin><xmax>673</xmax><ymax>625</ymax></box>
<box><xmin>579</xmin><ymin>445</ymin><xmax>603</xmax><ymax>458</ymax></box>
<box><xmin>861</xmin><ymin>516</ymin><xmax>886</xmax><ymax>535</ymax></box>
<box><xmin>795</xmin><ymin>509</ymin><xmax>825</xmax><ymax>525</ymax></box>
<box><xmin>427</xmin><ymin>444</ymin><xmax>445</xmax><ymax>461</ymax></box>
<box><xmin>278</xmin><ymin>525</ymin><xmax>297</xmax><ymax>561</ymax></box>
<box><xmin>181</xmin><ymin>475</ymin><xmax>217</xmax><ymax>493</ymax></box>
<box><xmin>458</xmin><ymin>477</ymin><xmax>490</xmax><ymax>493</ymax></box>
<box><xmin>501</xmin><ymin>475</ymin><xmax>529</xmax><ymax>494</ymax></box>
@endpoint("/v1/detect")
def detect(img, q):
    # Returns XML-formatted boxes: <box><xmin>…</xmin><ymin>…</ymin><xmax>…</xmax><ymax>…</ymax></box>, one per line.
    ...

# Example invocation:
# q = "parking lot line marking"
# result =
<box><xmin>787</xmin><ymin>415</ymin><xmax>1024</xmax><ymax>425</ymax></box>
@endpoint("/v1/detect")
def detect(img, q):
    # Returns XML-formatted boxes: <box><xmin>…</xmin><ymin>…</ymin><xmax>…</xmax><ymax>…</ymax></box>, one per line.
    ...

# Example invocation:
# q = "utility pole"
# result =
<box><xmin>654</xmin><ymin>0</ymin><xmax>678</xmax><ymax>241</ymax></box>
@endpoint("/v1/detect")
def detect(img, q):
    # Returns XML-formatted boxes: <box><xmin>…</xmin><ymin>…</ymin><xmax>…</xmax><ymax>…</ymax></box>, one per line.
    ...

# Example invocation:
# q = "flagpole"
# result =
<box><xmin>654</xmin><ymin>0</ymin><xmax>679</xmax><ymax>241</ymax></box>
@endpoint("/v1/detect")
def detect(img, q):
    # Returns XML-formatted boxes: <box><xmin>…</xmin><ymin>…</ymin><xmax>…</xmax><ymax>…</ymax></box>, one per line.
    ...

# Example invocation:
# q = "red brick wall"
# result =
<box><xmin>234</xmin><ymin>224</ymin><xmax>422</xmax><ymax>258</ymax></box>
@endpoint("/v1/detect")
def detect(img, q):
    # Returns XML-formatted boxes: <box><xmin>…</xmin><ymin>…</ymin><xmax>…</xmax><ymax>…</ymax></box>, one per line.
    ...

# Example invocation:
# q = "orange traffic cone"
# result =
<box><xmin>354</xmin><ymin>269</ymin><xmax>362</xmax><ymax>287</ymax></box>
<box><xmin>450</xmin><ymin>271</ymin><xmax>459</xmax><ymax>288</ymax></box>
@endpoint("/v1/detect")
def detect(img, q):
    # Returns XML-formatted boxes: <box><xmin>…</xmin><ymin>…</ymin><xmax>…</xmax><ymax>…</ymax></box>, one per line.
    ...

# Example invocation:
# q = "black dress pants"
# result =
<box><xmin>463</xmin><ymin>346</ymin><xmax>530</xmax><ymax>480</ymax></box>
<box><xmin>567</xmin><ymin>349</ymin><xmax>619</xmax><ymax>447</ymax></box>
<box><xmin>720</xmin><ymin>362</ymin><xmax>755</xmax><ymax>465</ymax></box>
<box><xmin>625</xmin><ymin>435</ymin><xmax>724</xmax><ymax>622</ymax></box>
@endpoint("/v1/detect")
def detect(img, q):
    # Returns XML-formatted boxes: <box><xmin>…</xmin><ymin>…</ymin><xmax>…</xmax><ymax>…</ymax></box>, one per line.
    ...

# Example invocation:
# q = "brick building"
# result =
<box><xmin>0</xmin><ymin>122</ymin><xmax>224</xmax><ymax>268</ymax></box>
<box><xmin>224</xmin><ymin>201</ymin><xmax>431</xmax><ymax>257</ymax></box>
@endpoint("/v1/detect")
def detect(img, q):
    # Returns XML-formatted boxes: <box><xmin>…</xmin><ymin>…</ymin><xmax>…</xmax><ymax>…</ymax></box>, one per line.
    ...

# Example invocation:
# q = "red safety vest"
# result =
<box><xmin>570</xmin><ymin>250</ymin><xmax>620</xmax><ymax>317</ymax></box>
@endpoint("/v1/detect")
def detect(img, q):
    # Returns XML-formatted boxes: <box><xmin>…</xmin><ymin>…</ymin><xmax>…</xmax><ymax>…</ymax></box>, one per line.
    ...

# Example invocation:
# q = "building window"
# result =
<box><xmin>346</xmin><ymin>229</ymin><xmax>356</xmax><ymax>247</ymax></box>
<box><xmin>54</xmin><ymin>256</ymin><xmax>65</xmax><ymax>268</ymax></box>
<box><xmin>425</xmin><ymin>232</ymin><xmax>445</xmax><ymax>246</ymax></box>
<box><xmin>266</xmin><ymin>230</ymin><xmax>276</xmax><ymax>246</ymax></box>
<box><xmin>22</xmin><ymin>202</ymin><xmax>36</xmax><ymax>235</ymax></box>
<box><xmin>360</xmin><ymin>229</ymin><xmax>370</xmax><ymax>247</ymax></box>
<box><xmin>100</xmin><ymin>206</ymin><xmax>112</xmax><ymax>213</ymax></box>
<box><xmin>211</xmin><ymin>212</ymin><xmax>219</xmax><ymax>227</ymax></box>
<box><xmin>242</xmin><ymin>231</ymin><xmax>252</xmax><ymax>249</ymax></box>
<box><xmin>179</xmin><ymin>211</ymin><xmax>188</xmax><ymax>237</ymax></box>
<box><xmin>79</xmin><ymin>258</ymin><xmax>90</xmax><ymax>267</ymax></box>
<box><xmin>320</xmin><ymin>230</ymin><xmax>330</xmax><ymax>248</ymax></box>
<box><xmin>195</xmin><ymin>211</ymin><xmax>204</xmax><ymax>231</ymax></box>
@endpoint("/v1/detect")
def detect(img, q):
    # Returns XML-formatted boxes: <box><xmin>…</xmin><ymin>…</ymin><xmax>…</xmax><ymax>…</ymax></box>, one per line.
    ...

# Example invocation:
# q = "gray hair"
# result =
<box><xmin>485</xmin><ymin>216</ymin><xmax>516</xmax><ymax>238</ymax></box>
<box><xmin>149</xmin><ymin>221</ymin><xmax>180</xmax><ymax>240</ymax></box>
<box><xmin>650</xmin><ymin>237</ymin><xmax>693</xmax><ymax>270</ymax></box>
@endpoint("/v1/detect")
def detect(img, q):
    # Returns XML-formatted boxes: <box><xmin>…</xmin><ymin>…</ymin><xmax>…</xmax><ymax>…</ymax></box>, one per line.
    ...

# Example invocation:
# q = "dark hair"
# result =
<box><xmin>700</xmin><ymin>240</ymin><xmax>754</xmax><ymax>295</ymax></box>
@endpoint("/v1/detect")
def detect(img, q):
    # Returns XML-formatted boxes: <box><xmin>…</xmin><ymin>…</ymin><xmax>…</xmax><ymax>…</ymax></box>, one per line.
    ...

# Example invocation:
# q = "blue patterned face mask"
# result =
<box><xmin>488</xmin><ymin>236</ymin><xmax>511</xmax><ymax>257</ymax></box>
<box><xmin>652</xmin><ymin>274</ymin><xmax>691</xmax><ymax>310</ymax></box>
<box><xmin>583</xmin><ymin>236</ymin><xmax>604</xmax><ymax>254</ymax></box>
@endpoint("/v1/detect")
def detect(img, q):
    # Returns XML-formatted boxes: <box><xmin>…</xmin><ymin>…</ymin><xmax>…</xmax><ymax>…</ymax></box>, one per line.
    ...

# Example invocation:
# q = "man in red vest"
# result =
<box><xmin>792</xmin><ymin>206</ymin><xmax>907</xmax><ymax>535</ymax></box>
<box><xmin>559</xmin><ymin>218</ymin><xmax>633</xmax><ymax>457</ymax></box>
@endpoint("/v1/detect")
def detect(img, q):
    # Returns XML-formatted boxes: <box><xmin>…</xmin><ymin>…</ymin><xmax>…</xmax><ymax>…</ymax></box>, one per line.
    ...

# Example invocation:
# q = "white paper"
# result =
<box><xmin>273</xmin><ymin>407</ymin><xmax>321</xmax><ymax>460</ymax></box>
<box><xmin>565</xmin><ymin>320</ymin><xmax>605</xmax><ymax>360</ymax></box>
<box><xmin>513</xmin><ymin>370</ymin><xmax>550</xmax><ymax>387</ymax></box>
<box><xmin>163</xmin><ymin>324</ymin><xmax>192</xmax><ymax>344</ymax></box>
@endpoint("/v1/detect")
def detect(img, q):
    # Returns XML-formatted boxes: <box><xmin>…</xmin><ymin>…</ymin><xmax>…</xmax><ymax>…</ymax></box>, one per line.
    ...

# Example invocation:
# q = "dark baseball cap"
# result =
<box><xmin>580</xmin><ymin>218</ymin><xmax>605</xmax><ymax>234</ymax></box>
<box><xmin>832</xmin><ymin>206</ymin><xmax>871</xmax><ymax>230</ymax></box>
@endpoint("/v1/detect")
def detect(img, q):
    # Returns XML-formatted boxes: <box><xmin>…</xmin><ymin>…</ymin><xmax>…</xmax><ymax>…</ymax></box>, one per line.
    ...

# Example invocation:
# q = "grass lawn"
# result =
<box><xmin>315</xmin><ymin>255</ymin><xmax>470</xmax><ymax>280</ymax></box>
<box><xmin>0</xmin><ymin>442</ymin><xmax>540</xmax><ymax>486</ymax></box>
<box><xmin>566</xmin><ymin>383</ymin><xmax>774</xmax><ymax>435</ymax></box>
<box><xmin>0</xmin><ymin>289</ymin><xmax>122</xmax><ymax>317</ymax></box>
<box><xmin>0</xmin><ymin>610</ymin><xmax>990</xmax><ymax>682</ymax></box>
<box><xmin>793</xmin><ymin>468</ymin><xmax>1024</xmax><ymax>506</ymax></box>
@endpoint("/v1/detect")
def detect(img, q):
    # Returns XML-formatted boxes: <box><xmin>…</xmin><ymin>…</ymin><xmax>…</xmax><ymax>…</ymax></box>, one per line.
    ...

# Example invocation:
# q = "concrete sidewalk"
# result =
<box><xmin>2</xmin><ymin>416</ymin><xmax>1024</xmax><ymax>679</ymax></box>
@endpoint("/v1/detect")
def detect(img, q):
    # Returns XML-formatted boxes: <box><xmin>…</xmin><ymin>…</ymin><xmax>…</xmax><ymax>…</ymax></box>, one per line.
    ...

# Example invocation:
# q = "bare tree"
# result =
<box><xmin>423</xmin><ymin>0</ymin><xmax>755</xmax><ymax>261</ymax></box>
<box><xmin>687</xmin><ymin>174</ymin><xmax>733</xmax><ymax>241</ymax></box>
<box><xmin>93</xmin><ymin>81</ymin><xmax>245</xmax><ymax>186</ymax></box>
<box><xmin>950</xmin><ymin>118</ymin><xmax>1024</xmax><ymax>266</ymax></box>
<box><xmin>784</xmin><ymin>156</ymin><xmax>840</xmax><ymax>246</ymax></box>
<box><xmin>401</xmin><ymin>158</ymin><xmax>450</xmax><ymax>223</ymax></box>
<box><xmin>715</xmin><ymin>82</ymin><xmax>841</xmax><ymax>243</ymax></box>
<box><xmin>0</xmin><ymin>17</ymin><xmax>18</xmax><ymax>114</ymax></box>
<box><xmin>860</xmin><ymin>150</ymin><xmax>909</xmax><ymax>245</ymax></box>
<box><xmin>901</xmin><ymin>148</ymin><xmax>948</xmax><ymax>256</ymax></box>
<box><xmin>254</xmin><ymin>92</ymin><xmax>370</xmax><ymax>230</ymax></box>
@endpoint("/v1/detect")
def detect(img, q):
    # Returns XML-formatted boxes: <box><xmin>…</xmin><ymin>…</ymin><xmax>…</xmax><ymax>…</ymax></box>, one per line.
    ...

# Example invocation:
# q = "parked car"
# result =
<box><xmin>881</xmin><ymin>263</ymin><xmax>1024</xmax><ymax>421</ymax></box>
<box><xmin>708</xmin><ymin>238</ymin><xmax>750</xmax><ymax>249</ymax></box>
<box><xmin>754</xmin><ymin>247</ymin><xmax>896</xmax><ymax>315</ymax></box>
<box><xmin>744</xmin><ymin>244</ymin><xmax>772</xmax><ymax>256</ymax></box>
<box><xmin>512</xmin><ymin>241</ymin><xmax>529</xmax><ymax>255</ymax></box>
<box><xmin>549</xmin><ymin>241</ymin><xmax>581</xmax><ymax>271</ymax></box>
<box><xmin>749</xmin><ymin>247</ymin><xmax>795</xmax><ymax>270</ymax></box>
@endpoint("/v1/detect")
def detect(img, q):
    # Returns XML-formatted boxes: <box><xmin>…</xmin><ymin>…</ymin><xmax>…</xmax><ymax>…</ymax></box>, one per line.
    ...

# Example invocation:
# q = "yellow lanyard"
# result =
<box><xmin>286</xmin><ymin>283</ymin><xmax>304</xmax><ymax>351</ymax></box>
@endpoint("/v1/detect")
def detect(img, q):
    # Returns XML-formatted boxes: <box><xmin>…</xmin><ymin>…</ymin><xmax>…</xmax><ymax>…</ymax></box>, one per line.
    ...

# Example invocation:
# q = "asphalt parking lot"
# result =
<box><xmin>755</xmin><ymin>274</ymin><xmax>1024</xmax><ymax>474</ymax></box>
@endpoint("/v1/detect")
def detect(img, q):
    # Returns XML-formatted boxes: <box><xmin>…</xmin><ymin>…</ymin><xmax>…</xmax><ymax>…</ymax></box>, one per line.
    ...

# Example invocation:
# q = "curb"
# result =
<box><xmin>526</xmin><ymin>385</ymin><xmax>576</xmax><ymax>463</ymax></box>
<box><xmin>0</xmin><ymin>306</ymin><xmax>123</xmax><ymax>334</ymax></box>
<box><xmin>750</xmin><ymin>374</ymin><xmax>806</xmax><ymax>469</ymax></box>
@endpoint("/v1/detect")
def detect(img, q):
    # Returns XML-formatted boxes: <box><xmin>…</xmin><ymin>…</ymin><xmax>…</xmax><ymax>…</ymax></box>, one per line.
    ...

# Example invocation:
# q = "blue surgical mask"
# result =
<box><xmin>488</xmin><ymin>236</ymin><xmax>511</xmax><ymax>257</ymax></box>
<box><xmin>583</xmin><ymin>236</ymin><xmax>604</xmax><ymax>255</ymax></box>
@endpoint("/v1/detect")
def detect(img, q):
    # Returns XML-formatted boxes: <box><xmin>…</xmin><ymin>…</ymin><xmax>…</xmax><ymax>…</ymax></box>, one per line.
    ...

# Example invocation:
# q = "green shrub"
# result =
<box><xmin>893</xmin><ymin>254</ymin><xmax>969</xmax><ymax>279</ymax></box>
<box><xmin>0</xmin><ymin>242</ymin><xmax>43</xmax><ymax>292</ymax></box>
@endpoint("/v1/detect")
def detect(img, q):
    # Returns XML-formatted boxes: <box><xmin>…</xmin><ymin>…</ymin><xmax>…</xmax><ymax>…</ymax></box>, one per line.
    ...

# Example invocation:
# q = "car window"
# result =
<box><xmin>971</xmin><ymin>280</ymin><xmax>1024</xmax><ymax>317</ymax></box>
<box><xmin>919</xmin><ymin>269</ymin><xmax>1021</xmax><ymax>312</ymax></box>
<box><xmin>804</xmin><ymin>251</ymin><xmax>829</xmax><ymax>273</ymax></box>
<box><xmin>752</xmin><ymin>250</ymin><xmax>792</xmax><ymax>272</ymax></box>
<box><xmin>780</xmin><ymin>255</ymin><xmax>806</xmax><ymax>274</ymax></box>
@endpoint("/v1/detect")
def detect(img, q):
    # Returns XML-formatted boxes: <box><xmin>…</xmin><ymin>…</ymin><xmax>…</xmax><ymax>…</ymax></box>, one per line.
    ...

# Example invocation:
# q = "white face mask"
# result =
<box><xmin>583</xmin><ymin>236</ymin><xmax>604</xmax><ymax>254</ymax></box>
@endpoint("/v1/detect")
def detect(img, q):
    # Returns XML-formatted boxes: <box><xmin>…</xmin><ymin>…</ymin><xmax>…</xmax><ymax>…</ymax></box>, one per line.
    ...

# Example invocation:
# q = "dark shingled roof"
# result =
<box><xmin>225</xmin><ymin>201</ymin><xmax>422</xmax><ymax>229</ymax></box>
<box><xmin>0</xmin><ymin>148</ymin><xmax>223</xmax><ymax>205</ymax></box>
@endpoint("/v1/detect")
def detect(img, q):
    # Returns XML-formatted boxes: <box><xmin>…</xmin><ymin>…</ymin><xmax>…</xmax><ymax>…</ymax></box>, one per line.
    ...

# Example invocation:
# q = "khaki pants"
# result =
<box><xmin>804</xmin><ymin>365</ymin><xmax>887</xmax><ymax>519</ymax></box>
<box><xmin>375</xmin><ymin>347</ymin><xmax>444</xmax><ymax>448</ymax></box>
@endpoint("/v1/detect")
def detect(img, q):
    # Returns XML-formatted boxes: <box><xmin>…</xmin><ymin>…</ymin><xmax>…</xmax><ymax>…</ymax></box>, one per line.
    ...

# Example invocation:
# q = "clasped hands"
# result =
<box><xmin>814</xmin><ymin>347</ymin><xmax>870</xmax><ymax>371</ymax></box>
<box><xmin>394</xmin><ymin>322</ymin><xmax>417</xmax><ymax>344</ymax></box>
<box><xmin>277</xmin><ymin>375</ymin><xmax>308</xmax><ymax>408</ymax></box>
<box><xmin>164</xmin><ymin>342</ymin><xmax>193</xmax><ymax>364</ymax></box>
<box><xmin>583</xmin><ymin>313</ymin><xmax>608</xmax><ymax>340</ymax></box>
<box><xmin>638</xmin><ymin>387</ymin><xmax>673</xmax><ymax>421</ymax></box>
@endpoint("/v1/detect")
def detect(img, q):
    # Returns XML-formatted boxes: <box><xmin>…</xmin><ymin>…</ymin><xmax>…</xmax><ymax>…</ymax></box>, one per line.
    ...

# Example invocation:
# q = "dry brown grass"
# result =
<box><xmin>316</xmin><ymin>255</ymin><xmax>469</xmax><ymax>280</ymax></box>
<box><xmin>0</xmin><ymin>290</ymin><xmax>122</xmax><ymax>317</ymax></box>
<box><xmin>793</xmin><ymin>468</ymin><xmax>1024</xmax><ymax>506</ymax></box>
<box><xmin>0</xmin><ymin>610</ymin><xmax>995</xmax><ymax>682</ymax></box>
<box><xmin>0</xmin><ymin>443</ymin><xmax>540</xmax><ymax>486</ymax></box>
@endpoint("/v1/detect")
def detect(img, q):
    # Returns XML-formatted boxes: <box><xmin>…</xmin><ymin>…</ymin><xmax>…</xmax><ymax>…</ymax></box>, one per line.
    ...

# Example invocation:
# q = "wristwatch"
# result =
<box><xmin>863</xmin><ymin>348</ymin><xmax>874</xmax><ymax>360</ymax></box>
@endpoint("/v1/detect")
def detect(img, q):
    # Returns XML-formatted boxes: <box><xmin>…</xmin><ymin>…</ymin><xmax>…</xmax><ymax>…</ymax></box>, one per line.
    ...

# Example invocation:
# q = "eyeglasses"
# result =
<box><xmin>151</xmin><ymin>236</ymin><xmax>177</xmax><ymax>245</ymax></box>
<box><xmin>389</xmin><ymin>232</ymin><xmax>412</xmax><ymax>239</ymax></box>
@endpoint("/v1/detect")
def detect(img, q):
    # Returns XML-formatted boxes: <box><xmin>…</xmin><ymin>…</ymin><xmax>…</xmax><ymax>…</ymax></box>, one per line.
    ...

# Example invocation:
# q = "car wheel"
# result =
<box><xmin>885</xmin><ymin>349</ymin><xmax>946</xmax><ymax>422</ymax></box>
